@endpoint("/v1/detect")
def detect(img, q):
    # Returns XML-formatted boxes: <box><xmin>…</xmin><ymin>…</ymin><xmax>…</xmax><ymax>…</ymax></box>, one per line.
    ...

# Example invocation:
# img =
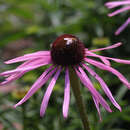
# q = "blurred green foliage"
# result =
<box><xmin>0</xmin><ymin>0</ymin><xmax>130</xmax><ymax>130</ymax></box>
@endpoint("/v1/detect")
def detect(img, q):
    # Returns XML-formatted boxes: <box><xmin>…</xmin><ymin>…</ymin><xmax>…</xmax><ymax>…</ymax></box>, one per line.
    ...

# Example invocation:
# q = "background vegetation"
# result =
<box><xmin>0</xmin><ymin>0</ymin><xmax>130</xmax><ymax>130</ymax></box>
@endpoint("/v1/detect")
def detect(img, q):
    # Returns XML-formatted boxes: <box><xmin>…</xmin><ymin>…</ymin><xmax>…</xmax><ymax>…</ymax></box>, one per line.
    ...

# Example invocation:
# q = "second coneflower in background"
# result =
<box><xmin>105</xmin><ymin>0</ymin><xmax>130</xmax><ymax>35</ymax></box>
<box><xmin>0</xmin><ymin>34</ymin><xmax>130</xmax><ymax>120</ymax></box>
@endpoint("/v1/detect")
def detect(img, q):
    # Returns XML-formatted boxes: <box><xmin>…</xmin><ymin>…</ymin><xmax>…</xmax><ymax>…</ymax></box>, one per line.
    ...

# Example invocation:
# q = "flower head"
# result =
<box><xmin>0</xmin><ymin>34</ymin><xmax>130</xmax><ymax>120</ymax></box>
<box><xmin>105</xmin><ymin>0</ymin><xmax>130</xmax><ymax>35</ymax></box>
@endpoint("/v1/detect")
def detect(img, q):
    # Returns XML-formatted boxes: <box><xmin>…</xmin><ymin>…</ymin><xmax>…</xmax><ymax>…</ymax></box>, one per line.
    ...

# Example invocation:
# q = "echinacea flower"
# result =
<box><xmin>105</xmin><ymin>0</ymin><xmax>130</xmax><ymax>35</ymax></box>
<box><xmin>0</xmin><ymin>34</ymin><xmax>130</xmax><ymax>120</ymax></box>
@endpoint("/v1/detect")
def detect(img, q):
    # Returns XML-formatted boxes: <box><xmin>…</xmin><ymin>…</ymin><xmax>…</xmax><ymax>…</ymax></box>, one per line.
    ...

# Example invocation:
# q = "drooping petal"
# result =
<box><xmin>108</xmin><ymin>6</ymin><xmax>130</xmax><ymax>17</ymax></box>
<box><xmin>86</xmin><ymin>51</ymin><xmax>130</xmax><ymax>64</ymax></box>
<box><xmin>5</xmin><ymin>51</ymin><xmax>50</xmax><ymax>64</ymax></box>
<box><xmin>82</xmin><ymin>64</ymin><xmax>121</xmax><ymax>111</ymax></box>
<box><xmin>40</xmin><ymin>67</ymin><xmax>62</xmax><ymax>117</ymax></box>
<box><xmin>105</xmin><ymin>0</ymin><xmax>130</xmax><ymax>35</ymax></box>
<box><xmin>14</xmin><ymin>65</ymin><xmax>55</xmax><ymax>108</ymax></box>
<box><xmin>90</xmin><ymin>42</ymin><xmax>122</xmax><ymax>52</ymax></box>
<box><xmin>85</xmin><ymin>58</ymin><xmax>130</xmax><ymax>89</ymax></box>
<box><xmin>5</xmin><ymin>55</ymin><xmax>50</xmax><ymax>64</ymax></box>
<box><xmin>0</xmin><ymin>59</ymin><xmax>37</xmax><ymax>85</ymax></box>
<box><xmin>107</xmin><ymin>57</ymin><xmax>130</xmax><ymax>64</ymax></box>
<box><xmin>0</xmin><ymin>72</ymin><xmax>25</xmax><ymax>85</ymax></box>
<box><xmin>85</xmin><ymin>51</ymin><xmax>110</xmax><ymax>66</ymax></box>
<box><xmin>0</xmin><ymin>58</ymin><xmax>51</xmax><ymax>76</ymax></box>
<box><xmin>105</xmin><ymin>1</ymin><xmax>130</xmax><ymax>9</ymax></box>
<box><xmin>92</xmin><ymin>96</ymin><xmax>102</xmax><ymax>121</ymax></box>
<box><xmin>62</xmin><ymin>67</ymin><xmax>70</xmax><ymax>118</ymax></box>
<box><xmin>75</xmin><ymin>67</ymin><xmax>112</xmax><ymax>112</ymax></box>
<box><xmin>115</xmin><ymin>17</ymin><xmax>130</xmax><ymax>35</ymax></box>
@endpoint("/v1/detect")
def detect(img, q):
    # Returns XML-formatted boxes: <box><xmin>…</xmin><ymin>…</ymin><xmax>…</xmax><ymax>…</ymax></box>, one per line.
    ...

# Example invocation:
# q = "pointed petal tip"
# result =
<box><xmin>63</xmin><ymin>113</ymin><xmax>68</xmax><ymax>119</ymax></box>
<box><xmin>115</xmin><ymin>104</ymin><xmax>122</xmax><ymax>112</ymax></box>
<box><xmin>0</xmin><ymin>81</ymin><xmax>10</xmax><ymax>86</ymax></box>
<box><xmin>0</xmin><ymin>72</ymin><xmax>9</xmax><ymax>77</ymax></box>
<box><xmin>104</xmin><ymin>3</ymin><xmax>107</xmax><ymax>6</ymax></box>
<box><xmin>4</xmin><ymin>61</ymin><xmax>10</xmax><ymax>64</ymax></box>
<box><xmin>118</xmin><ymin>42</ymin><xmax>122</xmax><ymax>45</ymax></box>
<box><xmin>109</xmin><ymin>109</ymin><xmax>112</xmax><ymax>113</ymax></box>
<box><xmin>99</xmin><ymin>118</ymin><xmax>102</xmax><ymax>122</ymax></box>
<box><xmin>63</xmin><ymin>116</ymin><xmax>67</xmax><ymax>119</ymax></box>
<box><xmin>40</xmin><ymin>106</ymin><xmax>47</xmax><ymax>118</ymax></box>
<box><xmin>115</xmin><ymin>32</ymin><xmax>119</xmax><ymax>36</ymax></box>
<box><xmin>0</xmin><ymin>82</ymin><xmax>4</xmax><ymax>86</ymax></box>
<box><xmin>104</xmin><ymin>3</ymin><xmax>111</xmax><ymax>8</ymax></box>
<box><xmin>14</xmin><ymin>103</ymin><xmax>21</xmax><ymax>108</ymax></box>
<box><xmin>40</xmin><ymin>114</ymin><xmax>43</xmax><ymax>117</ymax></box>
<box><xmin>119</xmin><ymin>107</ymin><xmax>122</xmax><ymax>112</ymax></box>
<box><xmin>4</xmin><ymin>60</ymin><xmax>15</xmax><ymax>64</ymax></box>
<box><xmin>0</xmin><ymin>73</ymin><xmax>3</xmax><ymax>76</ymax></box>
<box><xmin>108</xmin><ymin>14</ymin><xmax>112</xmax><ymax>17</ymax></box>
<box><xmin>126</xmin><ymin>83</ymin><xmax>130</xmax><ymax>89</ymax></box>
<box><xmin>13</xmin><ymin>105</ymin><xmax>17</xmax><ymax>109</ymax></box>
<box><xmin>40</xmin><ymin>112</ymin><xmax>45</xmax><ymax>117</ymax></box>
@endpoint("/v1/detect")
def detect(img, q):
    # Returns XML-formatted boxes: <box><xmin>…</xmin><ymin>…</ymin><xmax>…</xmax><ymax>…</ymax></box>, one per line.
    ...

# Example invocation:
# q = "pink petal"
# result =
<box><xmin>40</xmin><ymin>67</ymin><xmax>61</xmax><ymax>117</ymax></box>
<box><xmin>14</xmin><ymin>65</ymin><xmax>55</xmax><ymax>108</ymax></box>
<box><xmin>75</xmin><ymin>66</ymin><xmax>112</xmax><ymax>112</ymax></box>
<box><xmin>90</xmin><ymin>42</ymin><xmax>122</xmax><ymax>52</ymax></box>
<box><xmin>108</xmin><ymin>6</ymin><xmax>130</xmax><ymax>17</ymax></box>
<box><xmin>5</xmin><ymin>51</ymin><xmax>50</xmax><ymax>64</ymax></box>
<box><xmin>0</xmin><ymin>58</ymin><xmax>51</xmax><ymax>76</ymax></box>
<box><xmin>62</xmin><ymin>67</ymin><xmax>70</xmax><ymax>118</ymax></box>
<box><xmin>86</xmin><ymin>51</ymin><xmax>110</xmax><ymax>66</ymax></box>
<box><xmin>85</xmin><ymin>58</ymin><xmax>130</xmax><ymax>89</ymax></box>
<box><xmin>0</xmin><ymin>72</ymin><xmax>25</xmax><ymax>85</ymax></box>
<box><xmin>115</xmin><ymin>17</ymin><xmax>130</xmax><ymax>35</ymax></box>
<box><xmin>86</xmin><ymin>51</ymin><xmax>130</xmax><ymax>64</ymax></box>
<box><xmin>83</xmin><ymin>64</ymin><xmax>121</xmax><ymax>111</ymax></box>
<box><xmin>92</xmin><ymin>96</ymin><xmax>102</xmax><ymax>121</ymax></box>
<box><xmin>0</xmin><ymin>60</ymin><xmax>36</xmax><ymax>85</ymax></box>
<box><xmin>105</xmin><ymin>57</ymin><xmax>130</xmax><ymax>64</ymax></box>
<box><xmin>105</xmin><ymin>1</ymin><xmax>130</xmax><ymax>9</ymax></box>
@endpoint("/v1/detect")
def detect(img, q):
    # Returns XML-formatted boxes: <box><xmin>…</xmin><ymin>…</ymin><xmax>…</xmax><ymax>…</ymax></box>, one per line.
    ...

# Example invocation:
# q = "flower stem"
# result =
<box><xmin>69</xmin><ymin>67</ymin><xmax>90</xmax><ymax>130</ymax></box>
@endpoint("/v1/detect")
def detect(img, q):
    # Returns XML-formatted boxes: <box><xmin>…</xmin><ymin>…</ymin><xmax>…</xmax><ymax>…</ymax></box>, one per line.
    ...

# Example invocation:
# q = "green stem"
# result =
<box><xmin>69</xmin><ymin>67</ymin><xmax>90</xmax><ymax>130</ymax></box>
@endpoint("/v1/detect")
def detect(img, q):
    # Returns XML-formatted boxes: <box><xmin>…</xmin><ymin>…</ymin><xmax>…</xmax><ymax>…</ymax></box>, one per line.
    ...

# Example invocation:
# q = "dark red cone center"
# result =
<box><xmin>51</xmin><ymin>34</ymin><xmax>85</xmax><ymax>66</ymax></box>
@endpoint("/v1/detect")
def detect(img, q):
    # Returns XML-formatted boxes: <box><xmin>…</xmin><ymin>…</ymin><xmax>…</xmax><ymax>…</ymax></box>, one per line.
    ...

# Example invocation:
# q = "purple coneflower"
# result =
<box><xmin>105</xmin><ymin>0</ymin><xmax>130</xmax><ymax>35</ymax></box>
<box><xmin>0</xmin><ymin>34</ymin><xmax>130</xmax><ymax>120</ymax></box>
